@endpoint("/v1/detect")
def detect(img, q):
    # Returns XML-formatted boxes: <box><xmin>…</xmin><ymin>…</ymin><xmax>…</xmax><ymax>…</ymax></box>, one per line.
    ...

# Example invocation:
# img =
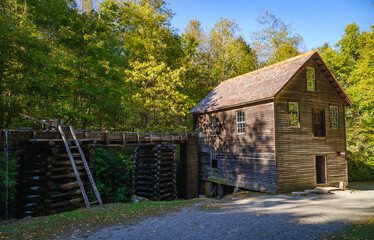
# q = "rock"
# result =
<box><xmin>131</xmin><ymin>195</ymin><xmax>149</xmax><ymax>203</ymax></box>
<box><xmin>233</xmin><ymin>187</ymin><xmax>240</xmax><ymax>193</ymax></box>
<box><xmin>339</xmin><ymin>181</ymin><xmax>347</xmax><ymax>190</ymax></box>
<box><xmin>305</xmin><ymin>189</ymin><xmax>322</xmax><ymax>194</ymax></box>
<box><xmin>292</xmin><ymin>192</ymin><xmax>308</xmax><ymax>196</ymax></box>
<box><xmin>19</xmin><ymin>216</ymin><xmax>32</xmax><ymax>222</ymax></box>
<box><xmin>315</xmin><ymin>187</ymin><xmax>341</xmax><ymax>194</ymax></box>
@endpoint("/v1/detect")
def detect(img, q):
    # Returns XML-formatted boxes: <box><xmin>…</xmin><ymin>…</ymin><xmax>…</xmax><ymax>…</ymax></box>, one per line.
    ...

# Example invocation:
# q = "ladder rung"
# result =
<box><xmin>49</xmin><ymin>166</ymin><xmax>84</xmax><ymax>172</ymax></box>
<box><xmin>69</xmin><ymin>125</ymin><xmax>103</xmax><ymax>206</ymax></box>
<box><xmin>89</xmin><ymin>201</ymin><xmax>99</xmax><ymax>205</ymax></box>
<box><xmin>70</xmin><ymin>146</ymin><xmax>78</xmax><ymax>149</ymax></box>
<box><xmin>51</xmin><ymin>189</ymin><xmax>82</xmax><ymax>199</ymax></box>
<box><xmin>58</xmin><ymin>125</ymin><xmax>90</xmax><ymax>209</ymax></box>
<box><xmin>56</xmin><ymin>153</ymin><xmax>80</xmax><ymax>157</ymax></box>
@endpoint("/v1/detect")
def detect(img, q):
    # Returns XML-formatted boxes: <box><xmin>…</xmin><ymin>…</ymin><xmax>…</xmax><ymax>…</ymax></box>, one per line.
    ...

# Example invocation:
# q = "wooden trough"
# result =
<box><xmin>1</xmin><ymin>129</ymin><xmax>199</xmax><ymax>218</ymax></box>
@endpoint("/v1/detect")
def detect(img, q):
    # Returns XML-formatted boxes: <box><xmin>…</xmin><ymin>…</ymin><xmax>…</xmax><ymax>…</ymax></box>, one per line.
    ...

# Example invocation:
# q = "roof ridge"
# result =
<box><xmin>221</xmin><ymin>50</ymin><xmax>316</xmax><ymax>84</ymax></box>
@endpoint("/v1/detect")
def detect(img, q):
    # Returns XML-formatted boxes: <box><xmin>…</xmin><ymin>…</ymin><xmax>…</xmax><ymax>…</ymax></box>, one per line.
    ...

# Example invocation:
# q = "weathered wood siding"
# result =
<box><xmin>275</xmin><ymin>59</ymin><xmax>348</xmax><ymax>192</ymax></box>
<box><xmin>194</xmin><ymin>102</ymin><xmax>276</xmax><ymax>193</ymax></box>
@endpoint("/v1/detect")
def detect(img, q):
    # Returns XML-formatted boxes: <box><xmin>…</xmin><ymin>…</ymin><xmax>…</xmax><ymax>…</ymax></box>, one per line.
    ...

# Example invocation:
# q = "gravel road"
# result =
<box><xmin>76</xmin><ymin>184</ymin><xmax>374</xmax><ymax>240</ymax></box>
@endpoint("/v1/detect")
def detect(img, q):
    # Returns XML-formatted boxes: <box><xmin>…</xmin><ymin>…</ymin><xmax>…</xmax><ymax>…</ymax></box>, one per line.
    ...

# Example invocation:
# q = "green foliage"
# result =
<box><xmin>207</xmin><ymin>18</ymin><xmax>256</xmax><ymax>84</ymax></box>
<box><xmin>319</xmin><ymin>23</ymin><xmax>374</xmax><ymax>181</ymax></box>
<box><xmin>93</xmin><ymin>148</ymin><xmax>134</xmax><ymax>203</ymax></box>
<box><xmin>0</xmin><ymin>0</ymin><xmax>372</xmax><ymax>183</ymax></box>
<box><xmin>0</xmin><ymin>151</ymin><xmax>17</xmax><ymax>219</ymax></box>
<box><xmin>347</xmin><ymin>154</ymin><xmax>374</xmax><ymax>181</ymax></box>
<box><xmin>125</xmin><ymin>57</ymin><xmax>192</xmax><ymax>132</ymax></box>
<box><xmin>0</xmin><ymin>0</ymin><xmax>260</xmax><ymax>132</ymax></box>
<box><xmin>181</xmin><ymin>17</ymin><xmax>256</xmax><ymax>104</ymax></box>
<box><xmin>251</xmin><ymin>10</ymin><xmax>304</xmax><ymax>67</ymax></box>
<box><xmin>0</xmin><ymin>0</ymin><xmax>191</xmax><ymax>131</ymax></box>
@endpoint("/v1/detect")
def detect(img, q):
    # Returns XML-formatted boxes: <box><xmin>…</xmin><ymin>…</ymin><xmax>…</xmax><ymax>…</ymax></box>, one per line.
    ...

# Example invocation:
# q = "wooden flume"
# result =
<box><xmin>5</xmin><ymin>114</ymin><xmax>195</xmax><ymax>218</ymax></box>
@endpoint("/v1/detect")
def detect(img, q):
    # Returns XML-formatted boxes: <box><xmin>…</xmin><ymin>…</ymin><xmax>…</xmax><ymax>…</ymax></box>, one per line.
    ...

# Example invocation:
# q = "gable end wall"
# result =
<box><xmin>274</xmin><ymin>59</ymin><xmax>348</xmax><ymax>193</ymax></box>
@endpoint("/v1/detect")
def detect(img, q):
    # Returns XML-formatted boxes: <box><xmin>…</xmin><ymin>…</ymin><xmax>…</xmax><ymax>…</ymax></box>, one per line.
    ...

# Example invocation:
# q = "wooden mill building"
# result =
<box><xmin>190</xmin><ymin>50</ymin><xmax>352</xmax><ymax>193</ymax></box>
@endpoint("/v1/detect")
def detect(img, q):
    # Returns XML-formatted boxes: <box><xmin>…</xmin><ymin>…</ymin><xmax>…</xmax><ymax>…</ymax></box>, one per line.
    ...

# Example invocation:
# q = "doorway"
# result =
<box><xmin>316</xmin><ymin>156</ymin><xmax>327</xmax><ymax>184</ymax></box>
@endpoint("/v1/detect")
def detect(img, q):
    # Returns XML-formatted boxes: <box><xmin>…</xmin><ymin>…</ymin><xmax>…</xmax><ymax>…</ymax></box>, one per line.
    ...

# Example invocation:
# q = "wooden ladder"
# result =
<box><xmin>58</xmin><ymin>125</ymin><xmax>103</xmax><ymax>208</ymax></box>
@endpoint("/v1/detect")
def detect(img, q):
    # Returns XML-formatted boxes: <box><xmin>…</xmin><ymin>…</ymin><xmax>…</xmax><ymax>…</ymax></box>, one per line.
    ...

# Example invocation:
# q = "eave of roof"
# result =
<box><xmin>190</xmin><ymin>50</ymin><xmax>352</xmax><ymax>114</ymax></box>
<box><xmin>311</xmin><ymin>52</ymin><xmax>353</xmax><ymax>106</ymax></box>
<box><xmin>221</xmin><ymin>50</ymin><xmax>317</xmax><ymax>85</ymax></box>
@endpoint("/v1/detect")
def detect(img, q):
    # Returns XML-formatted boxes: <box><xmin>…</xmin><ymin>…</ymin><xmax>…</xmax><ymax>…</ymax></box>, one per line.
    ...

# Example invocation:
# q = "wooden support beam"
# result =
<box><xmin>105</xmin><ymin>131</ymin><xmax>110</xmax><ymax>145</ymax></box>
<box><xmin>2</xmin><ymin>129</ymin><xmax>194</xmax><ymax>146</ymax></box>
<box><xmin>122</xmin><ymin>133</ymin><xmax>126</xmax><ymax>146</ymax></box>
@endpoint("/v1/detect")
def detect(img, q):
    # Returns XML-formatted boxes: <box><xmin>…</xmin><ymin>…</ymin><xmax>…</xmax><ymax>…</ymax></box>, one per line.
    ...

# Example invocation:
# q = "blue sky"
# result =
<box><xmin>167</xmin><ymin>0</ymin><xmax>373</xmax><ymax>50</ymax></box>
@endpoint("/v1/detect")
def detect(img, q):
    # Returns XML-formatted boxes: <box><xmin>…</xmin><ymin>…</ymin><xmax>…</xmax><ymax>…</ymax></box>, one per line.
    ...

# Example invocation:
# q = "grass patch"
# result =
<box><xmin>0</xmin><ymin>199</ymin><xmax>203</xmax><ymax>239</ymax></box>
<box><xmin>328</xmin><ymin>217</ymin><xmax>374</xmax><ymax>240</ymax></box>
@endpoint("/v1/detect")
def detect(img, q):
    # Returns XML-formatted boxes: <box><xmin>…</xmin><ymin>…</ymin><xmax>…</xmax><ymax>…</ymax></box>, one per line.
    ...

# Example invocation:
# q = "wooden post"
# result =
<box><xmin>217</xmin><ymin>184</ymin><xmax>224</xmax><ymax>199</ymax></box>
<box><xmin>122</xmin><ymin>132</ymin><xmax>126</xmax><ymax>146</ymax></box>
<box><xmin>180</xmin><ymin>137</ymin><xmax>199</xmax><ymax>199</ymax></box>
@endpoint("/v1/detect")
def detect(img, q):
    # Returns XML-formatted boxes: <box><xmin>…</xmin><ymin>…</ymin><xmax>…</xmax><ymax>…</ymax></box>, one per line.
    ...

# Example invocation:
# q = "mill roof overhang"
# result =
<box><xmin>190</xmin><ymin>50</ymin><xmax>352</xmax><ymax>114</ymax></box>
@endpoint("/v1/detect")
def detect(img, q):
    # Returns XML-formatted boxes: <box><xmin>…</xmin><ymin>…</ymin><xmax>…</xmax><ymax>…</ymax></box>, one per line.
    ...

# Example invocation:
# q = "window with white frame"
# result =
<box><xmin>288</xmin><ymin>102</ymin><xmax>300</xmax><ymax>127</ymax></box>
<box><xmin>236</xmin><ymin>111</ymin><xmax>245</xmax><ymax>134</ymax></box>
<box><xmin>210</xmin><ymin>149</ymin><xmax>218</xmax><ymax>169</ymax></box>
<box><xmin>330</xmin><ymin>106</ymin><xmax>339</xmax><ymax>128</ymax></box>
<box><xmin>210</xmin><ymin>117</ymin><xmax>217</xmax><ymax>136</ymax></box>
<box><xmin>306</xmin><ymin>67</ymin><xmax>316</xmax><ymax>91</ymax></box>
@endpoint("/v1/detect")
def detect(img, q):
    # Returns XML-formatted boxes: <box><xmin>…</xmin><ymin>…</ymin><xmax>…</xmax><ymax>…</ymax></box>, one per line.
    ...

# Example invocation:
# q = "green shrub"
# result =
<box><xmin>0</xmin><ymin>151</ymin><xmax>17</xmax><ymax>219</ymax></box>
<box><xmin>347</xmin><ymin>152</ymin><xmax>374</xmax><ymax>181</ymax></box>
<box><xmin>92</xmin><ymin>148</ymin><xmax>134</xmax><ymax>203</ymax></box>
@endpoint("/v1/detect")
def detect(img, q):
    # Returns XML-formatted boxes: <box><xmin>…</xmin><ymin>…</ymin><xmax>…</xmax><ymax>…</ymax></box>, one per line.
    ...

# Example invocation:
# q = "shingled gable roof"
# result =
<box><xmin>190</xmin><ymin>50</ymin><xmax>352</xmax><ymax>114</ymax></box>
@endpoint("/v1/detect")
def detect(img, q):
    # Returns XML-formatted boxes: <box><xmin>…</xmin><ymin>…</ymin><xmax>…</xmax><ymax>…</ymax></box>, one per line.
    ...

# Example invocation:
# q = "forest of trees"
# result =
<box><xmin>0</xmin><ymin>0</ymin><xmax>373</xmax><ymax>180</ymax></box>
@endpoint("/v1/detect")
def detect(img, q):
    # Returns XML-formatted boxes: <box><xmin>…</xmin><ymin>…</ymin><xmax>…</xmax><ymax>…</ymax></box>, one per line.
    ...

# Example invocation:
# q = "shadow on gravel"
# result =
<box><xmin>74</xmin><ymin>186</ymin><xmax>374</xmax><ymax>240</ymax></box>
<box><xmin>204</xmin><ymin>191</ymin><xmax>374</xmax><ymax>225</ymax></box>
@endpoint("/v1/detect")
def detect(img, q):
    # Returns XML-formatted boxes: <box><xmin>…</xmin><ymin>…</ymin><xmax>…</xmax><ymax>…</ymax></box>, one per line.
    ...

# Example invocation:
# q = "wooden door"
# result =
<box><xmin>316</xmin><ymin>156</ymin><xmax>327</xmax><ymax>184</ymax></box>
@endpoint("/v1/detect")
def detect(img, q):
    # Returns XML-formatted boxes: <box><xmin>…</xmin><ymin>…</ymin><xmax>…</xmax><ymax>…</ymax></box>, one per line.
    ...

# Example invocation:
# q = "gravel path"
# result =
<box><xmin>76</xmin><ymin>185</ymin><xmax>374</xmax><ymax>240</ymax></box>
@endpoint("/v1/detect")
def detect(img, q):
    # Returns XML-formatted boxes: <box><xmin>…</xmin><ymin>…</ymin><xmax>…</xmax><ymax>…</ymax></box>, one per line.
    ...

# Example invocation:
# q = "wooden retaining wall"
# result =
<box><xmin>1</xmin><ymin>130</ymin><xmax>199</xmax><ymax>218</ymax></box>
<box><xmin>133</xmin><ymin>144</ymin><xmax>177</xmax><ymax>201</ymax></box>
<box><xmin>15</xmin><ymin>142</ymin><xmax>91</xmax><ymax>218</ymax></box>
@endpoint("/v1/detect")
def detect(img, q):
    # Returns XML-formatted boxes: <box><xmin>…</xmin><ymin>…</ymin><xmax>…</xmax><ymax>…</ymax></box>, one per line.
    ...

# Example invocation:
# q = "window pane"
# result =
<box><xmin>210</xmin><ymin>117</ymin><xmax>217</xmax><ymax>135</ymax></box>
<box><xmin>288</xmin><ymin>102</ymin><xmax>299</xmax><ymax>127</ymax></box>
<box><xmin>210</xmin><ymin>149</ymin><xmax>218</xmax><ymax>169</ymax></box>
<box><xmin>306</xmin><ymin>67</ymin><xmax>316</xmax><ymax>91</ymax></box>
<box><xmin>210</xmin><ymin>149</ymin><xmax>217</xmax><ymax>160</ymax></box>
<box><xmin>236</xmin><ymin>111</ymin><xmax>245</xmax><ymax>134</ymax></box>
<box><xmin>330</xmin><ymin>106</ymin><xmax>339</xmax><ymax>128</ymax></box>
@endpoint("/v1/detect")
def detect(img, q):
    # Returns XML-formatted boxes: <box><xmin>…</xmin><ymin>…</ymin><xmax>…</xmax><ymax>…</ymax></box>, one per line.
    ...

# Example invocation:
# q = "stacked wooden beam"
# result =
<box><xmin>15</xmin><ymin>143</ymin><xmax>48</xmax><ymax>218</ymax></box>
<box><xmin>45</xmin><ymin>142</ymin><xmax>88</xmax><ymax>214</ymax></box>
<box><xmin>133</xmin><ymin>144</ymin><xmax>177</xmax><ymax>201</ymax></box>
<box><xmin>15</xmin><ymin>142</ymin><xmax>89</xmax><ymax>217</ymax></box>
